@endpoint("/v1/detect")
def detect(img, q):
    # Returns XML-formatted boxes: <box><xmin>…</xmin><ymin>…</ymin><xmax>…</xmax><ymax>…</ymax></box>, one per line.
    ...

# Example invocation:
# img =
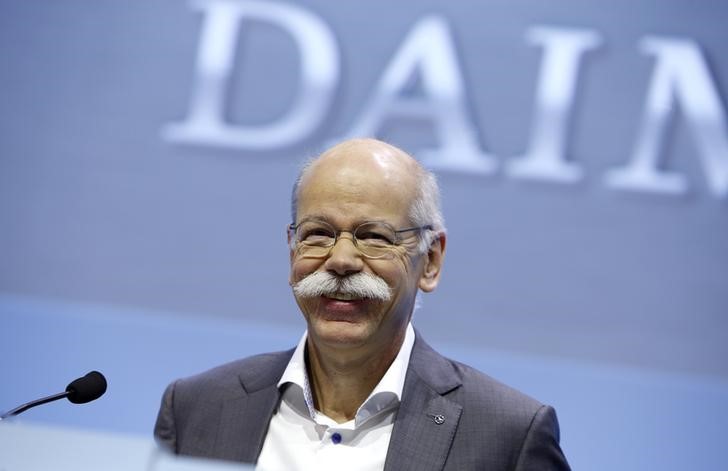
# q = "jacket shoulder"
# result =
<box><xmin>173</xmin><ymin>349</ymin><xmax>294</xmax><ymax>399</ymax></box>
<box><xmin>410</xmin><ymin>336</ymin><xmax>549</xmax><ymax>437</ymax></box>
<box><xmin>411</xmin><ymin>336</ymin><xmax>544</xmax><ymax>415</ymax></box>
<box><xmin>155</xmin><ymin>350</ymin><xmax>293</xmax><ymax>461</ymax></box>
<box><xmin>407</xmin><ymin>339</ymin><xmax>568</xmax><ymax>468</ymax></box>
<box><xmin>450</xmin><ymin>358</ymin><xmax>544</xmax><ymax>412</ymax></box>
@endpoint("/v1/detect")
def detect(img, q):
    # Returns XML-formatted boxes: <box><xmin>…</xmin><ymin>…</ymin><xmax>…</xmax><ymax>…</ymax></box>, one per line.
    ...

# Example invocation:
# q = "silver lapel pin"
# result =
<box><xmin>428</xmin><ymin>413</ymin><xmax>445</xmax><ymax>425</ymax></box>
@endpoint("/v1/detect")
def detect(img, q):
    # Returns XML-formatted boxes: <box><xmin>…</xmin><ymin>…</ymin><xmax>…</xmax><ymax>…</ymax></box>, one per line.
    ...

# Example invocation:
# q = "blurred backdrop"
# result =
<box><xmin>1</xmin><ymin>1</ymin><xmax>727</xmax><ymax>470</ymax></box>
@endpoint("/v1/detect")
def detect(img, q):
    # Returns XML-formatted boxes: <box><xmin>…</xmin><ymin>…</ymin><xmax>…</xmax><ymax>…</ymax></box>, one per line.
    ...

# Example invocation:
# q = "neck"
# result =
<box><xmin>305</xmin><ymin>331</ymin><xmax>406</xmax><ymax>423</ymax></box>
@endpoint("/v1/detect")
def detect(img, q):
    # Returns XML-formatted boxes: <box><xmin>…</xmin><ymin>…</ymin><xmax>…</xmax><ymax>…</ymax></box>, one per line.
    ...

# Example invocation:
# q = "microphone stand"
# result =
<box><xmin>0</xmin><ymin>391</ymin><xmax>70</xmax><ymax>420</ymax></box>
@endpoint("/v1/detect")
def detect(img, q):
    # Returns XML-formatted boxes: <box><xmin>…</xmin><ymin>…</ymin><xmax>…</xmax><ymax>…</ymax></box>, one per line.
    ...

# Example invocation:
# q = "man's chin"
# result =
<box><xmin>307</xmin><ymin>317</ymin><xmax>374</xmax><ymax>348</ymax></box>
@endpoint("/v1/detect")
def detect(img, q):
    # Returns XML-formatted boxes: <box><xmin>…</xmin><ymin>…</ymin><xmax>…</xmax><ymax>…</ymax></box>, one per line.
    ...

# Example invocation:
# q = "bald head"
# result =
<box><xmin>313</xmin><ymin>138</ymin><xmax>421</xmax><ymax>177</ymax></box>
<box><xmin>291</xmin><ymin>138</ymin><xmax>445</xmax><ymax>251</ymax></box>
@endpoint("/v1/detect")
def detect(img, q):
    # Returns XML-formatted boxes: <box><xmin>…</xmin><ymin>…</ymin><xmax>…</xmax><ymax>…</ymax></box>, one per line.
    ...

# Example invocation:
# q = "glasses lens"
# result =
<box><xmin>354</xmin><ymin>222</ymin><xmax>397</xmax><ymax>258</ymax></box>
<box><xmin>294</xmin><ymin>221</ymin><xmax>335</xmax><ymax>257</ymax></box>
<box><xmin>291</xmin><ymin>220</ymin><xmax>408</xmax><ymax>259</ymax></box>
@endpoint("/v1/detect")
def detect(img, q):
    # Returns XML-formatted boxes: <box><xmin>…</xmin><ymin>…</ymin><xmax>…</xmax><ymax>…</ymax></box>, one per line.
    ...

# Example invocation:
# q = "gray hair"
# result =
<box><xmin>408</xmin><ymin>165</ymin><xmax>445</xmax><ymax>253</ymax></box>
<box><xmin>290</xmin><ymin>153</ymin><xmax>446</xmax><ymax>254</ymax></box>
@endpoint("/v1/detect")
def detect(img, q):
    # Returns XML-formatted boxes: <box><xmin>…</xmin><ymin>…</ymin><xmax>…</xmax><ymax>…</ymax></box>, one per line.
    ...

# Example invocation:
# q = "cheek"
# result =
<box><xmin>369</xmin><ymin>258</ymin><xmax>410</xmax><ymax>289</ymax></box>
<box><xmin>383</xmin><ymin>254</ymin><xmax>425</xmax><ymax>292</ymax></box>
<box><xmin>290</xmin><ymin>258</ymin><xmax>321</xmax><ymax>283</ymax></box>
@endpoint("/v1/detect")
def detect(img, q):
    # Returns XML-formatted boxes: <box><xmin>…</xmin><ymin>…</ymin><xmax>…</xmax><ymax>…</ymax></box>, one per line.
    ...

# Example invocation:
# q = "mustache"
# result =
<box><xmin>292</xmin><ymin>271</ymin><xmax>391</xmax><ymax>301</ymax></box>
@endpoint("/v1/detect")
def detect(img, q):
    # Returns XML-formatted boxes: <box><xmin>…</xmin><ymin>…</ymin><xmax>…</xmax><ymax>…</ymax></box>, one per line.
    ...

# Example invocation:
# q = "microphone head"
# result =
<box><xmin>65</xmin><ymin>371</ymin><xmax>107</xmax><ymax>404</ymax></box>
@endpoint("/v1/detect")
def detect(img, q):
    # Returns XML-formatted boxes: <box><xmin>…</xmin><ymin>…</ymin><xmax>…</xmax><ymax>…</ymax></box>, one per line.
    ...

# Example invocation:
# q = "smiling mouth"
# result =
<box><xmin>324</xmin><ymin>292</ymin><xmax>362</xmax><ymax>301</ymax></box>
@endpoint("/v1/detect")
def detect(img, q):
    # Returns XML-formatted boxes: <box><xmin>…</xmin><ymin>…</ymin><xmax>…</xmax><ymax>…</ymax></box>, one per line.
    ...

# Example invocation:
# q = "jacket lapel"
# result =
<box><xmin>208</xmin><ymin>338</ymin><xmax>462</xmax><ymax>468</ymax></box>
<box><xmin>384</xmin><ymin>336</ymin><xmax>463</xmax><ymax>471</ymax></box>
<box><xmin>212</xmin><ymin>350</ymin><xmax>293</xmax><ymax>463</ymax></box>
<box><xmin>212</xmin><ymin>384</ymin><xmax>280</xmax><ymax>462</ymax></box>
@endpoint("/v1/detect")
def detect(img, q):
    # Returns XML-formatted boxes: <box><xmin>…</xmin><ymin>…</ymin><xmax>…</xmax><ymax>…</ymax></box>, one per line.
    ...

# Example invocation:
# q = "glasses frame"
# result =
<box><xmin>288</xmin><ymin>219</ymin><xmax>433</xmax><ymax>259</ymax></box>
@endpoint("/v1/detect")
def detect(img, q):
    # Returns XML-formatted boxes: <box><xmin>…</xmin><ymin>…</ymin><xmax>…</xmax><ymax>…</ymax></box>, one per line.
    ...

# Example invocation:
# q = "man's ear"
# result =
<box><xmin>418</xmin><ymin>232</ymin><xmax>446</xmax><ymax>292</ymax></box>
<box><xmin>287</xmin><ymin>226</ymin><xmax>296</xmax><ymax>284</ymax></box>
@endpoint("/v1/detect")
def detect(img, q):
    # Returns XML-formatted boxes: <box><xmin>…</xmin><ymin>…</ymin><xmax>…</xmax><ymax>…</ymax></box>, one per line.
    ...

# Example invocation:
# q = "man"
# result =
<box><xmin>154</xmin><ymin>138</ymin><xmax>570</xmax><ymax>470</ymax></box>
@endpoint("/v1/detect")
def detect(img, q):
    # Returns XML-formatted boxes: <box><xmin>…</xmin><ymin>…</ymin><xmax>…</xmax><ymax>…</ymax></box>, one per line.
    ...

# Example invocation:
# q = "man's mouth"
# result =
<box><xmin>324</xmin><ymin>292</ymin><xmax>361</xmax><ymax>301</ymax></box>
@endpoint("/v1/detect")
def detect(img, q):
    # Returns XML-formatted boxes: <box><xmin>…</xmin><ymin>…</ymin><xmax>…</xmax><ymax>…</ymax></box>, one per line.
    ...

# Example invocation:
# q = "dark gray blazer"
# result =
<box><xmin>154</xmin><ymin>335</ymin><xmax>570</xmax><ymax>470</ymax></box>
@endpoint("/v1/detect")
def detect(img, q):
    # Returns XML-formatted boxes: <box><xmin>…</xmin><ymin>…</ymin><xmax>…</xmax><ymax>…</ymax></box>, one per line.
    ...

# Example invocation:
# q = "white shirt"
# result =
<box><xmin>256</xmin><ymin>324</ymin><xmax>416</xmax><ymax>471</ymax></box>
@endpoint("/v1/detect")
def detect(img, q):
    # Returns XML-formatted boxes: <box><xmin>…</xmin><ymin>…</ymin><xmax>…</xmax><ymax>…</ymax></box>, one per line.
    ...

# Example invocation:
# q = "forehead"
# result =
<box><xmin>297</xmin><ymin>146</ymin><xmax>418</xmax><ymax>225</ymax></box>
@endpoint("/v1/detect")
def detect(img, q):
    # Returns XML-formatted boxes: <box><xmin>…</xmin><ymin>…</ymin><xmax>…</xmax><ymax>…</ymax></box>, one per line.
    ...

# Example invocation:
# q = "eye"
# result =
<box><xmin>356</xmin><ymin>224</ymin><xmax>396</xmax><ymax>246</ymax></box>
<box><xmin>359</xmin><ymin>231</ymin><xmax>391</xmax><ymax>242</ymax></box>
<box><xmin>298</xmin><ymin>223</ymin><xmax>335</xmax><ymax>245</ymax></box>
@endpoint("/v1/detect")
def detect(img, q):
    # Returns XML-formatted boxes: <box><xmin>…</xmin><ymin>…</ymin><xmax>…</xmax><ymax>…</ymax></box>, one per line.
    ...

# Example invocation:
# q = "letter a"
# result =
<box><xmin>341</xmin><ymin>16</ymin><xmax>496</xmax><ymax>173</ymax></box>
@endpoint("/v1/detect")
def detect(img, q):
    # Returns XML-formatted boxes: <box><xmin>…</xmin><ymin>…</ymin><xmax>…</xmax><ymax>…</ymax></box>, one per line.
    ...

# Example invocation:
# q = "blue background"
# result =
<box><xmin>1</xmin><ymin>1</ymin><xmax>727</xmax><ymax>470</ymax></box>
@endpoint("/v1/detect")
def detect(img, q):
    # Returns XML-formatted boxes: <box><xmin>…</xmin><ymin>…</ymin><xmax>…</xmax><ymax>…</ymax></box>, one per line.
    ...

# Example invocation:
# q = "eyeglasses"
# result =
<box><xmin>288</xmin><ymin>219</ymin><xmax>433</xmax><ymax>259</ymax></box>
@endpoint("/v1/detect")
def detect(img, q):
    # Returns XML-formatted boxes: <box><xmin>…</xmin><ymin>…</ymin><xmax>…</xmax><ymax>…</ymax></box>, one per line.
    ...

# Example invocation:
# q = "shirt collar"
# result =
<box><xmin>277</xmin><ymin>323</ymin><xmax>416</xmax><ymax>427</ymax></box>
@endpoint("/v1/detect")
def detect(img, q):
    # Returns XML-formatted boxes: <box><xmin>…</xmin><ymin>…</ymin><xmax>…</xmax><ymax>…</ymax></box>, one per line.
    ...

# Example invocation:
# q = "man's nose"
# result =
<box><xmin>324</xmin><ymin>233</ymin><xmax>364</xmax><ymax>276</ymax></box>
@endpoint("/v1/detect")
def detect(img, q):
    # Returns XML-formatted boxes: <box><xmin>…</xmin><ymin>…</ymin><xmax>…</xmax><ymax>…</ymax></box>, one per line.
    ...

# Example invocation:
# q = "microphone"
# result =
<box><xmin>65</xmin><ymin>371</ymin><xmax>107</xmax><ymax>404</ymax></box>
<box><xmin>0</xmin><ymin>371</ymin><xmax>107</xmax><ymax>420</ymax></box>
